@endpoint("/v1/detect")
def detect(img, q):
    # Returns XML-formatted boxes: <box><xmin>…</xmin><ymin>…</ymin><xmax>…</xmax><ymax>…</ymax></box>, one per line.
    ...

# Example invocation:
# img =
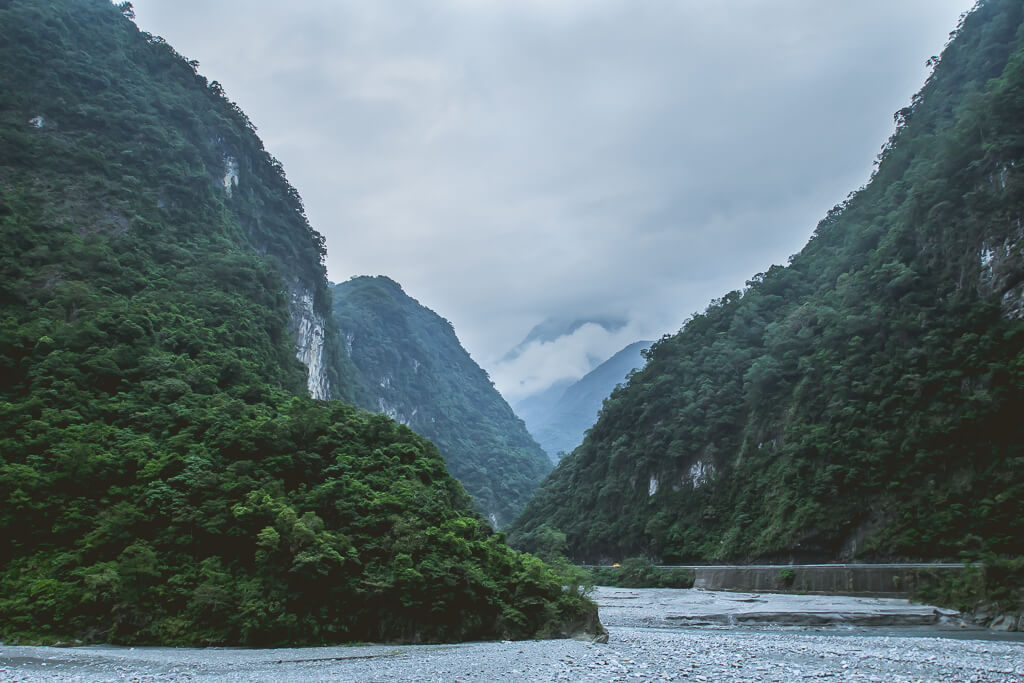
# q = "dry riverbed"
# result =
<box><xmin>2</xmin><ymin>587</ymin><xmax>1023</xmax><ymax>682</ymax></box>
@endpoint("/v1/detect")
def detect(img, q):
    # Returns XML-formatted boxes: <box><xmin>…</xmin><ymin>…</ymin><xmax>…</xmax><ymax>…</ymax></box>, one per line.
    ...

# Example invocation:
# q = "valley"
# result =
<box><xmin>1</xmin><ymin>0</ymin><xmax>1021</xmax><ymax>671</ymax></box>
<box><xmin>511</xmin><ymin>0</ymin><xmax>1024</xmax><ymax>569</ymax></box>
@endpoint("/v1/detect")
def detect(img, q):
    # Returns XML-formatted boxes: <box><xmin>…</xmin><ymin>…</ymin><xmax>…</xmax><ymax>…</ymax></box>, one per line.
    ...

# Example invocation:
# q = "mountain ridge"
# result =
<box><xmin>0</xmin><ymin>0</ymin><xmax>595</xmax><ymax>645</ymax></box>
<box><xmin>330</xmin><ymin>275</ymin><xmax>552</xmax><ymax>528</ymax></box>
<box><xmin>515</xmin><ymin>340</ymin><xmax>651</xmax><ymax>462</ymax></box>
<box><xmin>510</xmin><ymin>0</ymin><xmax>1024</xmax><ymax>565</ymax></box>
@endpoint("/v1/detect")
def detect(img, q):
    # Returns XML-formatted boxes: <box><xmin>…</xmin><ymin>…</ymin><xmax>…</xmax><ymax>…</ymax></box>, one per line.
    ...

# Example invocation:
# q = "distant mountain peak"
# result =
<box><xmin>348</xmin><ymin>274</ymin><xmax>404</xmax><ymax>290</ymax></box>
<box><xmin>514</xmin><ymin>340</ymin><xmax>652</xmax><ymax>462</ymax></box>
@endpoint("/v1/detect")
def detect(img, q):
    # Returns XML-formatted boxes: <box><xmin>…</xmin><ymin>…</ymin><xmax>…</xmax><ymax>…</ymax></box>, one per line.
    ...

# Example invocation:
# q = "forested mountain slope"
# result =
<box><xmin>515</xmin><ymin>341</ymin><xmax>651</xmax><ymax>462</ymax></box>
<box><xmin>330</xmin><ymin>276</ymin><xmax>551</xmax><ymax>528</ymax></box>
<box><xmin>0</xmin><ymin>0</ymin><xmax>595</xmax><ymax>645</ymax></box>
<box><xmin>511</xmin><ymin>0</ymin><xmax>1024</xmax><ymax>564</ymax></box>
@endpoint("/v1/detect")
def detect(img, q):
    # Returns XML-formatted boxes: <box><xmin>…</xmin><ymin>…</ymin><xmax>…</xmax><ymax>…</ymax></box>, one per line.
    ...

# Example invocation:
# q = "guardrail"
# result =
<box><xmin>582</xmin><ymin>563</ymin><xmax>967</xmax><ymax>597</ymax></box>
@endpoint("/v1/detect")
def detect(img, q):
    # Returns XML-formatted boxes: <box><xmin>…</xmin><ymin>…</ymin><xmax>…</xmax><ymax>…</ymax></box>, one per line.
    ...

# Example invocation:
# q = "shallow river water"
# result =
<box><xmin>2</xmin><ymin>587</ymin><xmax>1022</xmax><ymax>682</ymax></box>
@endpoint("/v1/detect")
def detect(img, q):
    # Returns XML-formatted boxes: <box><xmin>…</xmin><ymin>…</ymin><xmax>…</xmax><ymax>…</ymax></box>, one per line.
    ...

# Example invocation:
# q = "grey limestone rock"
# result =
<box><xmin>989</xmin><ymin>614</ymin><xmax>1018</xmax><ymax>631</ymax></box>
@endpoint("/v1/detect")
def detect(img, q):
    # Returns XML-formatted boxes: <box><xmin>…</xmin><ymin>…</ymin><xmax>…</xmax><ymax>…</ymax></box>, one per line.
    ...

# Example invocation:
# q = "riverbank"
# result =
<box><xmin>2</xmin><ymin>587</ymin><xmax>1022</xmax><ymax>682</ymax></box>
<box><xmin>595</xmin><ymin>585</ymin><xmax>964</xmax><ymax>628</ymax></box>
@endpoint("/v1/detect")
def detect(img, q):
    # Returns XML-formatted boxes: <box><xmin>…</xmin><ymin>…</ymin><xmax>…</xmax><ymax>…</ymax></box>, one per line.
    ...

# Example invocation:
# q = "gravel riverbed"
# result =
<box><xmin>2</xmin><ymin>588</ymin><xmax>1022</xmax><ymax>682</ymax></box>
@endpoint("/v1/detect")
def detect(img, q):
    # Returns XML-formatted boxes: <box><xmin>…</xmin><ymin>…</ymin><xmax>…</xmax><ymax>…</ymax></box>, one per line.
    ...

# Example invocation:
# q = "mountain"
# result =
<box><xmin>0</xmin><ymin>0</ymin><xmax>595</xmax><ymax>645</ymax></box>
<box><xmin>515</xmin><ymin>341</ymin><xmax>651</xmax><ymax>462</ymax></box>
<box><xmin>511</xmin><ymin>379</ymin><xmax>576</xmax><ymax>449</ymax></box>
<box><xmin>511</xmin><ymin>0</ymin><xmax>1024</xmax><ymax>565</ymax></box>
<box><xmin>329</xmin><ymin>276</ymin><xmax>551</xmax><ymax>528</ymax></box>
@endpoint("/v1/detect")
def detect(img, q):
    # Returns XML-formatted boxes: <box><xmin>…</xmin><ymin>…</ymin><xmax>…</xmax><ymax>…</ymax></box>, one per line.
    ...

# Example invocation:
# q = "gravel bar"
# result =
<box><xmin>2</xmin><ymin>587</ymin><xmax>1022</xmax><ymax>682</ymax></box>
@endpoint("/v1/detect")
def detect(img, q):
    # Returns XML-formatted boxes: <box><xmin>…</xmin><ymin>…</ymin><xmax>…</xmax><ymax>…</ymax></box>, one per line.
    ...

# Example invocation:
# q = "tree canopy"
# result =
<box><xmin>0</xmin><ymin>0</ymin><xmax>596</xmax><ymax>645</ymax></box>
<box><xmin>330</xmin><ymin>276</ymin><xmax>552</xmax><ymax>528</ymax></box>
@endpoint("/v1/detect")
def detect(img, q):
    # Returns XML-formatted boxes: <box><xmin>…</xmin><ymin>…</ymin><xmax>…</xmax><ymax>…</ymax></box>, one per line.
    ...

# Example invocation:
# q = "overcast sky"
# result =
<box><xmin>129</xmin><ymin>0</ymin><xmax>975</xmax><ymax>402</ymax></box>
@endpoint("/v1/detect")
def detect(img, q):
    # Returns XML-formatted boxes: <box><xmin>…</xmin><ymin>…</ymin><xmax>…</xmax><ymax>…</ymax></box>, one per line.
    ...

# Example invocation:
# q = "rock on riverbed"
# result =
<box><xmin>2</xmin><ymin>587</ymin><xmax>1022</xmax><ymax>682</ymax></box>
<box><xmin>596</xmin><ymin>586</ymin><xmax>964</xmax><ymax>628</ymax></box>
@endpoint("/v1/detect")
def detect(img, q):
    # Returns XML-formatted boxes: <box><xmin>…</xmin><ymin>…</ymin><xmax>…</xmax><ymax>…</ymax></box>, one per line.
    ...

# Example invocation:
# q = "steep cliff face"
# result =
<box><xmin>511</xmin><ymin>0</ymin><xmax>1024</xmax><ymax>564</ymax></box>
<box><xmin>976</xmin><ymin>204</ymin><xmax>1024</xmax><ymax>319</ymax></box>
<box><xmin>289</xmin><ymin>278</ymin><xmax>330</xmax><ymax>400</ymax></box>
<box><xmin>206</xmin><ymin>116</ymin><xmax>343</xmax><ymax>401</ymax></box>
<box><xmin>330</xmin><ymin>276</ymin><xmax>552</xmax><ymax>528</ymax></box>
<box><xmin>0</xmin><ymin>0</ymin><xmax>594</xmax><ymax>645</ymax></box>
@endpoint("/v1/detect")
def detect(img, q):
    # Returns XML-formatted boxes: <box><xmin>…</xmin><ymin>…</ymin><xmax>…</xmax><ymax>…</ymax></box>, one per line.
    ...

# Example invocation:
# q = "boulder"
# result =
<box><xmin>988</xmin><ymin>615</ymin><xmax>1017</xmax><ymax>631</ymax></box>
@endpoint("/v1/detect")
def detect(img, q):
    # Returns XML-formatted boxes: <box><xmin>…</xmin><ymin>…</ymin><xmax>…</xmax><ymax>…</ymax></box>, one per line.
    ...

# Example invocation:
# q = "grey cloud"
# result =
<box><xmin>130</xmin><ymin>0</ymin><xmax>975</xmax><ymax>398</ymax></box>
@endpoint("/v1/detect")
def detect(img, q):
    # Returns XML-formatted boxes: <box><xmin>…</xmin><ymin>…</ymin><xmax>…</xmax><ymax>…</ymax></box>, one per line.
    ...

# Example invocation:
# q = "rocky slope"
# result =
<box><xmin>330</xmin><ymin>276</ymin><xmax>551</xmax><ymax>528</ymax></box>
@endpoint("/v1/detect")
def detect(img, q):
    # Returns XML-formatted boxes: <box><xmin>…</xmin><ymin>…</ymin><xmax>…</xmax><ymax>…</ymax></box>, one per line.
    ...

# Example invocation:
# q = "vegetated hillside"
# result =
<box><xmin>330</xmin><ymin>276</ymin><xmax>551</xmax><ymax>528</ymax></box>
<box><xmin>511</xmin><ymin>0</ymin><xmax>1024</xmax><ymax>565</ymax></box>
<box><xmin>0</xmin><ymin>0</ymin><xmax>597</xmax><ymax>645</ymax></box>
<box><xmin>515</xmin><ymin>341</ymin><xmax>651</xmax><ymax>462</ymax></box>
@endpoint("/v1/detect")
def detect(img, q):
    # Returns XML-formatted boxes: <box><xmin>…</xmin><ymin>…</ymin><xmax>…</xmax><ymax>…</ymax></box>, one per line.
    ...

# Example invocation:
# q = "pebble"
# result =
<box><xmin>2</xmin><ymin>589</ymin><xmax>1023</xmax><ymax>682</ymax></box>
<box><xmin>5</xmin><ymin>628</ymin><xmax>1017</xmax><ymax>683</ymax></box>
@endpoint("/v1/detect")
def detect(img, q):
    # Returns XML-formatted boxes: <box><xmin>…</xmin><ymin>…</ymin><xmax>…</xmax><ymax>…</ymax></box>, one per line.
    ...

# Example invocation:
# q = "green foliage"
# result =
<box><xmin>0</xmin><ymin>0</ymin><xmax>595</xmax><ymax>645</ymax></box>
<box><xmin>330</xmin><ymin>276</ymin><xmax>551</xmax><ymax>528</ymax></box>
<box><xmin>511</xmin><ymin>0</ymin><xmax>1024</xmax><ymax>567</ymax></box>
<box><xmin>0</xmin><ymin>400</ymin><xmax>596</xmax><ymax>645</ymax></box>
<box><xmin>914</xmin><ymin>556</ymin><xmax>1024</xmax><ymax>613</ymax></box>
<box><xmin>590</xmin><ymin>557</ymin><xmax>695</xmax><ymax>589</ymax></box>
<box><xmin>777</xmin><ymin>568</ymin><xmax>796</xmax><ymax>588</ymax></box>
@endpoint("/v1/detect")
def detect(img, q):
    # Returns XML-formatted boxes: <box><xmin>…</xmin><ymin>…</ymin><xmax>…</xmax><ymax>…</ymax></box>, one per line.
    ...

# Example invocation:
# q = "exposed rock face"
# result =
<box><xmin>687</xmin><ymin>460</ymin><xmax>713</xmax><ymax>489</ymax></box>
<box><xmin>203</xmin><ymin>118</ymin><xmax>337</xmax><ymax>403</ymax></box>
<box><xmin>222</xmin><ymin>154</ymin><xmax>239</xmax><ymax>197</ymax></box>
<box><xmin>977</xmin><ymin>218</ymin><xmax>1024</xmax><ymax>320</ymax></box>
<box><xmin>967</xmin><ymin>606</ymin><xmax>1024</xmax><ymax>632</ymax></box>
<box><xmin>376</xmin><ymin>396</ymin><xmax>412</xmax><ymax>426</ymax></box>
<box><xmin>290</xmin><ymin>279</ymin><xmax>330</xmax><ymax>400</ymax></box>
<box><xmin>1001</xmin><ymin>282</ymin><xmax>1024</xmax><ymax>319</ymax></box>
<box><xmin>988</xmin><ymin>614</ymin><xmax>1018</xmax><ymax>631</ymax></box>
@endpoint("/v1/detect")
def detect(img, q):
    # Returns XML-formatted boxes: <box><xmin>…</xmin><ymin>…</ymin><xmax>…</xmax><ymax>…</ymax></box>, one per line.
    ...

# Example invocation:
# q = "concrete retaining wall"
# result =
<box><xmin>683</xmin><ymin>564</ymin><xmax>963</xmax><ymax>597</ymax></box>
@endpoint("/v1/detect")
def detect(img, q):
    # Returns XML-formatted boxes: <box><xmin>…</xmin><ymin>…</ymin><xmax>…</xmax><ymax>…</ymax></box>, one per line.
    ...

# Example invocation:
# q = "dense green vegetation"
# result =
<box><xmin>914</xmin><ymin>557</ymin><xmax>1024</xmax><ymax>616</ymax></box>
<box><xmin>330</xmin><ymin>276</ymin><xmax>551</xmax><ymax>528</ymax></box>
<box><xmin>0</xmin><ymin>0</ymin><xmax>596</xmax><ymax>645</ymax></box>
<box><xmin>515</xmin><ymin>341</ymin><xmax>651</xmax><ymax>462</ymax></box>
<box><xmin>590</xmin><ymin>558</ymin><xmax>695</xmax><ymax>589</ymax></box>
<box><xmin>511</xmin><ymin>0</ymin><xmax>1024</xmax><ymax>565</ymax></box>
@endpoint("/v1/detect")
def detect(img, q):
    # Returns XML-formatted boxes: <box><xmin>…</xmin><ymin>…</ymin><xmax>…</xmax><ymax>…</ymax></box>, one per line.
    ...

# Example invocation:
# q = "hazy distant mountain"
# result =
<box><xmin>330</xmin><ymin>276</ymin><xmax>552</xmax><ymax>528</ymax></box>
<box><xmin>515</xmin><ymin>341</ymin><xmax>651</xmax><ymax>462</ymax></box>
<box><xmin>512</xmin><ymin>379</ymin><xmax>575</xmax><ymax>442</ymax></box>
